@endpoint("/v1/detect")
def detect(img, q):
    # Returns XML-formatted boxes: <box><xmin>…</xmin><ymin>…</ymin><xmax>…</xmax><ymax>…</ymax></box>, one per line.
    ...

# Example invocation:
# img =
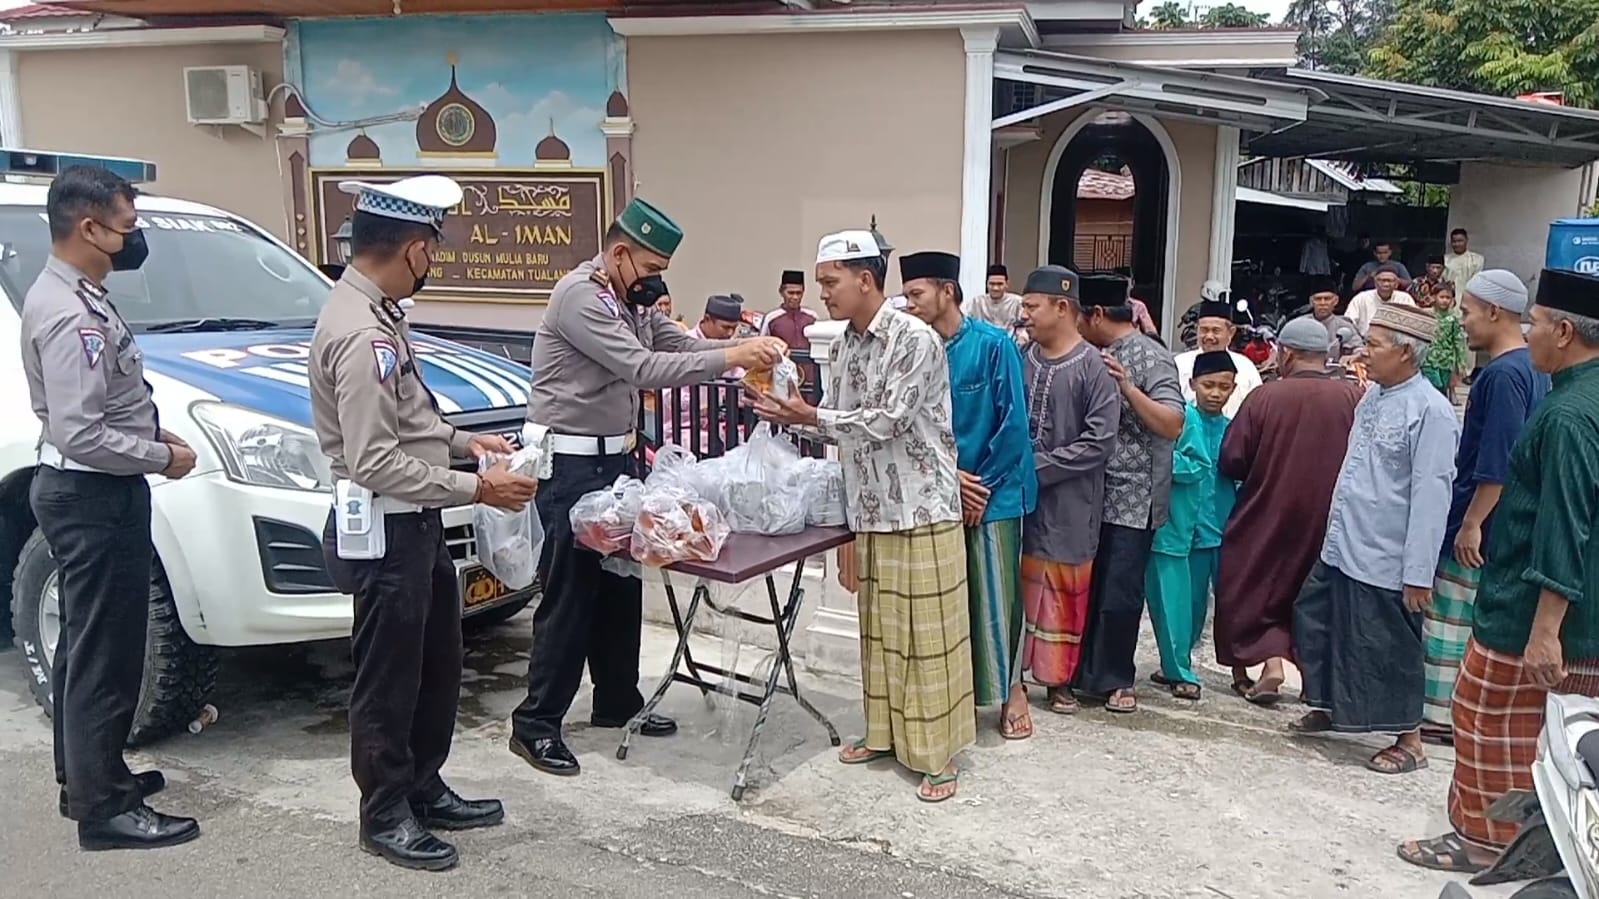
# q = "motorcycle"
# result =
<box><xmin>1440</xmin><ymin>693</ymin><xmax>1599</xmax><ymax>898</ymax></box>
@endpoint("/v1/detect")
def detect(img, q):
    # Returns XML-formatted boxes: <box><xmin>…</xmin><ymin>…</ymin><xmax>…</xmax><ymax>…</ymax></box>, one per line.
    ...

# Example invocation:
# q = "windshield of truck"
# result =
<box><xmin>0</xmin><ymin>206</ymin><xmax>326</xmax><ymax>332</ymax></box>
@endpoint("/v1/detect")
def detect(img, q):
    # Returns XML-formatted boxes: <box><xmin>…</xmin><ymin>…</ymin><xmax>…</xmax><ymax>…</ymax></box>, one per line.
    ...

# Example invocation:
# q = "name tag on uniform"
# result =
<box><xmin>334</xmin><ymin>480</ymin><xmax>386</xmax><ymax>560</ymax></box>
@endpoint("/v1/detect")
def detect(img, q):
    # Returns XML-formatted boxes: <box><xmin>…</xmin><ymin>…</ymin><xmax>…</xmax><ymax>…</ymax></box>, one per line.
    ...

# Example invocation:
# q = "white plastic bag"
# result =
<box><xmin>570</xmin><ymin>475</ymin><xmax>644</xmax><ymax>555</ymax></box>
<box><xmin>630</xmin><ymin>486</ymin><xmax>731</xmax><ymax>567</ymax></box>
<box><xmin>718</xmin><ymin>423</ymin><xmax>807</xmax><ymax>536</ymax></box>
<box><xmin>792</xmin><ymin>457</ymin><xmax>846</xmax><ymax>527</ymax></box>
<box><xmin>647</xmin><ymin>443</ymin><xmax>701</xmax><ymax>496</ymax></box>
<box><xmin>471</xmin><ymin>449</ymin><xmax>546</xmax><ymax>590</ymax></box>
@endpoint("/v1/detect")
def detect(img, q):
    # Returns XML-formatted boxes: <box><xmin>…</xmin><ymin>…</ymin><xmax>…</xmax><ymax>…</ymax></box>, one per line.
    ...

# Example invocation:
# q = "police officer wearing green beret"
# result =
<box><xmin>511</xmin><ymin>198</ymin><xmax>786</xmax><ymax>775</ymax></box>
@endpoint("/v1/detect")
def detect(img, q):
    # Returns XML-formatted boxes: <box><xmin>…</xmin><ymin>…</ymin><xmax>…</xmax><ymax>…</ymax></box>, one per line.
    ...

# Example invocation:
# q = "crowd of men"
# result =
<box><xmin>21</xmin><ymin>159</ymin><xmax>1599</xmax><ymax>884</ymax></box>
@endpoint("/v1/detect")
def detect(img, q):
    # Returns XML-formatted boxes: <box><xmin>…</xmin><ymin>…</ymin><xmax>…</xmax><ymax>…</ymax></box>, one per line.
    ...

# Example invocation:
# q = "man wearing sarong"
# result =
<box><xmin>1014</xmin><ymin>266</ymin><xmax>1120</xmax><ymax>718</ymax></box>
<box><xmin>1215</xmin><ymin>316</ymin><xmax>1364</xmax><ymax>703</ymax></box>
<box><xmin>1291</xmin><ymin>304</ymin><xmax>1459</xmax><ymax>775</ymax></box>
<box><xmin>1147</xmin><ymin>351</ymin><xmax>1236</xmax><ymax>701</ymax></box>
<box><xmin>1173</xmin><ymin>298</ymin><xmax>1261</xmax><ymax>418</ymax></box>
<box><xmin>1398</xmin><ymin>268</ymin><xmax>1599</xmax><ymax>873</ymax></box>
<box><xmin>900</xmin><ymin>250</ymin><xmax>1037</xmax><ymax>739</ymax></box>
<box><xmin>1420</xmin><ymin>271</ymin><xmax>1548</xmax><ymax>746</ymax></box>
<box><xmin>1070</xmin><ymin>273</ymin><xmax>1185</xmax><ymax>713</ymax></box>
<box><xmin>752</xmin><ymin>229</ymin><xmax>973</xmax><ymax>803</ymax></box>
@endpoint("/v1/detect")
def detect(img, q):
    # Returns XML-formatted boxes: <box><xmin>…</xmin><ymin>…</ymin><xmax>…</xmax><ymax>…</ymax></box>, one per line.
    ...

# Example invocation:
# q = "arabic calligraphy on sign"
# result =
<box><xmin>311</xmin><ymin>168</ymin><xmax>607</xmax><ymax>302</ymax></box>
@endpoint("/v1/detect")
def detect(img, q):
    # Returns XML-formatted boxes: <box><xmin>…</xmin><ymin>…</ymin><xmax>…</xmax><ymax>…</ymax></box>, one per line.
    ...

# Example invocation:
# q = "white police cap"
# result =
<box><xmin>338</xmin><ymin>174</ymin><xmax>463</xmax><ymax>235</ymax></box>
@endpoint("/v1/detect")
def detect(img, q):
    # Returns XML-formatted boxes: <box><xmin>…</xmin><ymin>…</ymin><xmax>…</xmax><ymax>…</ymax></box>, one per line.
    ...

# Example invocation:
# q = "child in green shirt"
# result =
<box><xmin>1422</xmin><ymin>283</ymin><xmax>1469</xmax><ymax>396</ymax></box>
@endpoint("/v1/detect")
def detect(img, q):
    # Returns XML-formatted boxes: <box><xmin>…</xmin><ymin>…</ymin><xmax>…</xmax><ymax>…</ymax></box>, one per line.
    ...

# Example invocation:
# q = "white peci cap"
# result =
<box><xmin>816</xmin><ymin>229</ymin><xmax>884</xmax><ymax>265</ymax></box>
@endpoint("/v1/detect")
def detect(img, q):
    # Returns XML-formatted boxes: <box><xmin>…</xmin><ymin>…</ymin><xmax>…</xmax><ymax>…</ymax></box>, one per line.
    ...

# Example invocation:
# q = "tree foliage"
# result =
<box><xmin>1146</xmin><ymin>1</ymin><xmax>1189</xmax><ymax>28</ymax></box>
<box><xmin>1200</xmin><ymin>3</ymin><xmax>1270</xmax><ymax>27</ymax></box>
<box><xmin>1283</xmin><ymin>0</ymin><xmax>1397</xmax><ymax>73</ymax></box>
<box><xmin>1366</xmin><ymin>0</ymin><xmax>1599</xmax><ymax>107</ymax></box>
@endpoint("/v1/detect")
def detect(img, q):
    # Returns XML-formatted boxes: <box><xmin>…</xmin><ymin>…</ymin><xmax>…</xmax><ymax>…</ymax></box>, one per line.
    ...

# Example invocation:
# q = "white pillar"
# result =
<box><xmin>799</xmin><ymin>319</ymin><xmax>861</xmax><ymax>675</ymax></box>
<box><xmin>1209</xmin><ymin>125</ymin><xmax>1240</xmax><ymax>286</ymax></box>
<box><xmin>0</xmin><ymin>51</ymin><xmax>23</xmax><ymax>148</ymax></box>
<box><xmin>959</xmin><ymin>26</ymin><xmax>998</xmax><ymax>296</ymax></box>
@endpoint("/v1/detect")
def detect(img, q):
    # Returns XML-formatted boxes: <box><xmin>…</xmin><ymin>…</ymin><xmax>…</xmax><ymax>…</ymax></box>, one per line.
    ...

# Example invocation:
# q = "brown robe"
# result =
<box><xmin>1214</xmin><ymin>370</ymin><xmax>1365</xmax><ymax>667</ymax></box>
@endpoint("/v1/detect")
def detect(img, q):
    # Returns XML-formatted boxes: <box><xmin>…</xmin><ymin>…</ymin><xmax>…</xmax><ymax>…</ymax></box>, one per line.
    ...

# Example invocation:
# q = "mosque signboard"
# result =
<box><xmin>310</xmin><ymin>169</ymin><xmax>607</xmax><ymax>303</ymax></box>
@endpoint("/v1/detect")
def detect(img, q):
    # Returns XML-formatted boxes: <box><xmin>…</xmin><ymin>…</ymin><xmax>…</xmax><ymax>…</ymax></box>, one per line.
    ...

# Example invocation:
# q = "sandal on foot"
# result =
<box><xmin>1367</xmin><ymin>745</ymin><xmax>1427</xmax><ymax>774</ymax></box>
<box><xmin>1149</xmin><ymin>672</ymin><xmax>1175</xmax><ymax>687</ymax></box>
<box><xmin>1288</xmin><ymin>712</ymin><xmax>1332</xmax><ymax>734</ymax></box>
<box><xmin>1000</xmin><ymin>709</ymin><xmax>1034</xmax><ymax>740</ymax></box>
<box><xmin>1171</xmin><ymin>682</ymin><xmax>1202</xmax><ymax>701</ymax></box>
<box><xmin>1105</xmin><ymin>690</ymin><xmax>1138</xmax><ymax>714</ymax></box>
<box><xmin>916</xmin><ymin>770</ymin><xmax>959</xmax><ymax>803</ymax></box>
<box><xmin>838</xmin><ymin>737</ymin><xmax>893</xmax><ymax>765</ymax></box>
<box><xmin>1419</xmin><ymin>723</ymin><xmax>1455</xmax><ymax>746</ymax></box>
<box><xmin>1396</xmin><ymin>833</ymin><xmax>1488</xmax><ymax>874</ymax></box>
<box><xmin>1047</xmin><ymin>689</ymin><xmax>1079</xmax><ymax>716</ymax></box>
<box><xmin>1230</xmin><ymin>677</ymin><xmax>1256</xmax><ymax>698</ymax></box>
<box><xmin>1245</xmin><ymin>676</ymin><xmax>1284</xmax><ymax>706</ymax></box>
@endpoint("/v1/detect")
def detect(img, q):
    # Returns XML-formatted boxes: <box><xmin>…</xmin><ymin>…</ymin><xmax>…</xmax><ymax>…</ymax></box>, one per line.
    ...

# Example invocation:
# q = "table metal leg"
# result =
<box><xmin>663</xmin><ymin>574</ymin><xmax>711</xmax><ymax>697</ymax></box>
<box><xmin>617</xmin><ymin>580</ymin><xmax>705</xmax><ymax>761</ymax></box>
<box><xmin>768</xmin><ymin>565</ymin><xmax>841</xmax><ymax>746</ymax></box>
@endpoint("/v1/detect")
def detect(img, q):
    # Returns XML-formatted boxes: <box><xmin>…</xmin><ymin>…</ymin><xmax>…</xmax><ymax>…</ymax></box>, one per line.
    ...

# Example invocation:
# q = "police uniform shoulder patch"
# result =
<box><xmin>78</xmin><ymin>328</ymin><xmax>106</xmax><ymax>368</ymax></box>
<box><xmin>597</xmin><ymin>289</ymin><xmax>620</xmax><ymax>319</ymax></box>
<box><xmin>371</xmin><ymin>339</ymin><xmax>399</xmax><ymax>382</ymax></box>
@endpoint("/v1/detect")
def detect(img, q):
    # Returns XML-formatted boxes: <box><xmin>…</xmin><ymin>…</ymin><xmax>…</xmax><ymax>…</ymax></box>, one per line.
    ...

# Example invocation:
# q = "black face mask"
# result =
<box><xmin>620</xmin><ymin>251</ymin><xmax>668</xmax><ymax>307</ymax></box>
<box><xmin>95</xmin><ymin>224</ymin><xmax>149</xmax><ymax>272</ymax></box>
<box><xmin>406</xmin><ymin>245</ymin><xmax>430</xmax><ymax>298</ymax></box>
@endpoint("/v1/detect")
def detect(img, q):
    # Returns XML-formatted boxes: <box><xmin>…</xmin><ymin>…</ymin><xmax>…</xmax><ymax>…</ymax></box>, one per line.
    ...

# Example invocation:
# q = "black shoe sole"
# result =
<box><xmin>359</xmin><ymin>842</ymin><xmax>458</xmax><ymax>872</ymax></box>
<box><xmin>79</xmin><ymin>825</ymin><xmax>200</xmax><ymax>852</ymax></box>
<box><xmin>508</xmin><ymin>737</ymin><xmax>580</xmax><ymax>777</ymax></box>
<box><xmin>590</xmin><ymin>719</ymin><xmax>678</xmax><ymax>737</ymax></box>
<box><xmin>413</xmin><ymin>809</ymin><xmax>505</xmax><ymax>831</ymax></box>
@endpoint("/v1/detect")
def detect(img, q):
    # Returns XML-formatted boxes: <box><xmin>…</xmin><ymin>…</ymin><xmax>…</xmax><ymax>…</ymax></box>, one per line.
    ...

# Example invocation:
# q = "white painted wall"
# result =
<box><xmin>1448</xmin><ymin>162</ymin><xmax>1595</xmax><ymax>283</ymax></box>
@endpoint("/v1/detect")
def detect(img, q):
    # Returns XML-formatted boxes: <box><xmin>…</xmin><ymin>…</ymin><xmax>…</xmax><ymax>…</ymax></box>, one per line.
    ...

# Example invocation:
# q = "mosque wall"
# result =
<box><xmin>280</xmin><ymin>12</ymin><xmax>628</xmax><ymax>327</ymax></box>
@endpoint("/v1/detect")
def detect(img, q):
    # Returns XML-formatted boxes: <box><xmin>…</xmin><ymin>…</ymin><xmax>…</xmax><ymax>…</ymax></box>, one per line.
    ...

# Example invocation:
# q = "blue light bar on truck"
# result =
<box><xmin>0</xmin><ymin>148</ymin><xmax>156</xmax><ymax>184</ymax></box>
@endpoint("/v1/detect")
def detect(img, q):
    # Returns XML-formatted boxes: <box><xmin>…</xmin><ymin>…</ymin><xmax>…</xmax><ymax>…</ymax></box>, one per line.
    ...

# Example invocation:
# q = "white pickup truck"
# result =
<box><xmin>0</xmin><ymin>149</ymin><xmax>538</xmax><ymax>744</ymax></box>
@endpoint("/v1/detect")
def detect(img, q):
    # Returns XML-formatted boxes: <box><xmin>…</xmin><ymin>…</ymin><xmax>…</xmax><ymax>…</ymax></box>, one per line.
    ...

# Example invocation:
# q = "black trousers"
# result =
<box><xmin>30</xmin><ymin>466</ymin><xmax>152</xmax><ymax>822</ymax></box>
<box><xmin>511</xmin><ymin>452</ymin><xmax>645</xmax><ymax>742</ymax></box>
<box><xmin>1073</xmin><ymin>522</ymin><xmax>1156</xmax><ymax>696</ymax></box>
<box><xmin>322</xmin><ymin>509</ymin><xmax>461</xmax><ymax>830</ymax></box>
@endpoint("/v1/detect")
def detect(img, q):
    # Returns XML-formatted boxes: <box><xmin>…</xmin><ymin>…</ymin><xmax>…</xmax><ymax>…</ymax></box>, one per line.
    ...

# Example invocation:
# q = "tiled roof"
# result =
<box><xmin>1076</xmin><ymin>168</ymin><xmax>1135</xmax><ymax>201</ymax></box>
<box><xmin>0</xmin><ymin>3</ymin><xmax>86</xmax><ymax>19</ymax></box>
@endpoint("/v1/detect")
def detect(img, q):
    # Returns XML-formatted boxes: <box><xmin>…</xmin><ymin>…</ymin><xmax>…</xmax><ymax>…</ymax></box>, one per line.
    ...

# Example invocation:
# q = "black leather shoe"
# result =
<box><xmin>77</xmin><ymin>804</ymin><xmax>200</xmax><ymax>852</ymax></box>
<box><xmin>509</xmin><ymin>734</ymin><xmax>580</xmax><ymax>776</ymax></box>
<box><xmin>60</xmin><ymin>771</ymin><xmax>167</xmax><ymax>819</ymax></box>
<box><xmin>409</xmin><ymin>788</ymin><xmax>504</xmax><ymax>831</ymax></box>
<box><xmin>592</xmin><ymin>712</ymin><xmax>678</xmax><ymax>737</ymax></box>
<box><xmin>359</xmin><ymin>818</ymin><xmax>457</xmax><ymax>872</ymax></box>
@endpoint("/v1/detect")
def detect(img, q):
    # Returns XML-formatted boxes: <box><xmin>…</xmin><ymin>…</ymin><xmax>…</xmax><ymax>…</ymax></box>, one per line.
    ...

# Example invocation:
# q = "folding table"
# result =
<box><xmin>616</xmin><ymin>526</ymin><xmax>853</xmax><ymax>800</ymax></box>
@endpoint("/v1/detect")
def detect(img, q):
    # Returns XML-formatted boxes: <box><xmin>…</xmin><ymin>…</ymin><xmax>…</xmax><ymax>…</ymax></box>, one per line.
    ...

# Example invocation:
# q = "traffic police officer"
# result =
<box><xmin>309</xmin><ymin>175</ymin><xmax>537</xmax><ymax>871</ymax></box>
<box><xmin>510</xmin><ymin>198</ymin><xmax>785</xmax><ymax>775</ymax></box>
<box><xmin>22</xmin><ymin>164</ymin><xmax>200</xmax><ymax>851</ymax></box>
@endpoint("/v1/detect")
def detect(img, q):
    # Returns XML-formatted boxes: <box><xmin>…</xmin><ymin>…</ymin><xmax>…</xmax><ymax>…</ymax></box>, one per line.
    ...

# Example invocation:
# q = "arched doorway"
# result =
<box><xmin>1040</xmin><ymin>111</ymin><xmax>1179</xmax><ymax>335</ymax></box>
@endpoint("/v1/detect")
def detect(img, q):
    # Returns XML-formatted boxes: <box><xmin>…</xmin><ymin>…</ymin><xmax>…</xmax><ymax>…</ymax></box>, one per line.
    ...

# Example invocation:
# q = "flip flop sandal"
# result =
<box><xmin>916</xmin><ymin>771</ymin><xmax>959</xmax><ymax>803</ymax></box>
<box><xmin>1149</xmin><ymin>672</ymin><xmax>1175</xmax><ymax>687</ymax></box>
<box><xmin>1420</xmin><ymin>724</ymin><xmax>1455</xmax><ymax>746</ymax></box>
<box><xmin>1105</xmin><ymin>691</ymin><xmax>1138</xmax><ymax>714</ymax></box>
<box><xmin>1245</xmin><ymin>686</ymin><xmax>1283</xmax><ymax>706</ymax></box>
<box><xmin>1366</xmin><ymin>745</ymin><xmax>1429</xmax><ymax>775</ymax></box>
<box><xmin>838</xmin><ymin>737</ymin><xmax>893</xmax><ymax>765</ymax></box>
<box><xmin>1396</xmin><ymin>833</ymin><xmax>1488</xmax><ymax>874</ymax></box>
<box><xmin>1000</xmin><ymin>710</ymin><xmax>1034</xmax><ymax>740</ymax></box>
<box><xmin>1047</xmin><ymin>689</ymin><xmax>1080</xmax><ymax>715</ymax></box>
<box><xmin>1288</xmin><ymin>713</ymin><xmax>1332</xmax><ymax>734</ymax></box>
<box><xmin>1230</xmin><ymin>677</ymin><xmax>1256</xmax><ymax>698</ymax></box>
<box><xmin>1171</xmin><ymin>682</ymin><xmax>1202</xmax><ymax>701</ymax></box>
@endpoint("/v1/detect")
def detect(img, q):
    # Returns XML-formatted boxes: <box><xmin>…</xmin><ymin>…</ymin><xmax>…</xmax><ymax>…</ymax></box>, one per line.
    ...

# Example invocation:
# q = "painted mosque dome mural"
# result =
<box><xmin>606</xmin><ymin>90</ymin><xmax>629</xmax><ymax>118</ymax></box>
<box><xmin>417</xmin><ymin>52</ymin><xmax>497</xmax><ymax>160</ymax></box>
<box><xmin>534</xmin><ymin>120</ymin><xmax>572</xmax><ymax>169</ymax></box>
<box><xmin>345</xmin><ymin>131</ymin><xmax>381</xmax><ymax>167</ymax></box>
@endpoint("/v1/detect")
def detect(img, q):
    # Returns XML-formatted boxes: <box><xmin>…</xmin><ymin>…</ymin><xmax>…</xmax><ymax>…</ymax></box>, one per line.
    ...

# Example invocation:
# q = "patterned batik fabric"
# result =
<box><xmin>856</xmin><ymin>521</ymin><xmax>976</xmax><ymax>775</ymax></box>
<box><xmin>1424</xmin><ymin>558</ymin><xmax>1481</xmax><ymax>726</ymax></box>
<box><xmin>1448</xmin><ymin>639</ymin><xmax>1599</xmax><ymax>848</ymax></box>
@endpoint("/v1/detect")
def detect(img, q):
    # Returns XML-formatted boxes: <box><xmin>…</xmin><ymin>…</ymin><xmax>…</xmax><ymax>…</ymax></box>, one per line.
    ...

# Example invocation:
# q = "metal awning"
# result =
<box><xmin>1249</xmin><ymin>68</ymin><xmax>1599</xmax><ymax>168</ymax></box>
<box><xmin>1236</xmin><ymin>186</ymin><xmax>1330</xmax><ymax>212</ymax></box>
<box><xmin>994</xmin><ymin>49</ymin><xmax>1319</xmax><ymax>133</ymax></box>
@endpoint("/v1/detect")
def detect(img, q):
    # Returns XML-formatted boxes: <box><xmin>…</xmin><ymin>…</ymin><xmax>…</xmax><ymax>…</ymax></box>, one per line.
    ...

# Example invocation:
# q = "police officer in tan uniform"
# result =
<box><xmin>310</xmin><ymin>175</ymin><xmax>536</xmax><ymax>871</ymax></box>
<box><xmin>509</xmin><ymin>197</ymin><xmax>785</xmax><ymax>775</ymax></box>
<box><xmin>21</xmin><ymin>165</ymin><xmax>200</xmax><ymax>851</ymax></box>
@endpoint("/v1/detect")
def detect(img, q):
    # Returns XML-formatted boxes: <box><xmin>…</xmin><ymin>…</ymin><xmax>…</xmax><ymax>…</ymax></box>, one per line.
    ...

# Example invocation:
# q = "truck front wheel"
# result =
<box><xmin>10</xmin><ymin>530</ymin><xmax>220</xmax><ymax>747</ymax></box>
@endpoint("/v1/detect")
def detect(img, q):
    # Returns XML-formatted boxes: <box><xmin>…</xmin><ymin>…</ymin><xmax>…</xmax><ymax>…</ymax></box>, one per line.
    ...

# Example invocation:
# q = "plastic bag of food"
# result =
<box><xmin>791</xmin><ymin>457</ymin><xmax>847</xmax><ymax>527</ymax></box>
<box><xmin>742</xmin><ymin>355</ymin><xmax>801</xmax><ymax>400</ymax></box>
<box><xmin>570</xmin><ymin>475</ymin><xmax>644</xmax><ymax>554</ymax></box>
<box><xmin>646</xmin><ymin>443</ymin><xmax>701</xmax><ymax>496</ymax></box>
<box><xmin>630</xmin><ymin>490</ymin><xmax>730</xmax><ymax>567</ymax></box>
<box><xmin>471</xmin><ymin>452</ymin><xmax>546</xmax><ymax>590</ymax></box>
<box><xmin>719</xmin><ymin>423</ymin><xmax>807</xmax><ymax>536</ymax></box>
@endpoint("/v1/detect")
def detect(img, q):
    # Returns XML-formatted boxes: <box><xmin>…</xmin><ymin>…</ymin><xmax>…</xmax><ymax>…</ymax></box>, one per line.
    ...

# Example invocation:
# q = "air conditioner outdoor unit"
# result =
<box><xmin>183</xmin><ymin>65</ymin><xmax>267</xmax><ymax>126</ymax></box>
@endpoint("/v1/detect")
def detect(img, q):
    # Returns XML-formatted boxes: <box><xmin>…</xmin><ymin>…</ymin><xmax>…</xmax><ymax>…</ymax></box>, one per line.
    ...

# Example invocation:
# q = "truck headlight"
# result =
<box><xmin>191</xmin><ymin>402</ymin><xmax>334</xmax><ymax>492</ymax></box>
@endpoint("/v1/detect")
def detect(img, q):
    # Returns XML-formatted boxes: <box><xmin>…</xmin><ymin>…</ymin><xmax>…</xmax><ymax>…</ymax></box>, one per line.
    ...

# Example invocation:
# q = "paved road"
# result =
<box><xmin>0</xmin><ymin>610</ymin><xmax>1502</xmax><ymax>898</ymax></box>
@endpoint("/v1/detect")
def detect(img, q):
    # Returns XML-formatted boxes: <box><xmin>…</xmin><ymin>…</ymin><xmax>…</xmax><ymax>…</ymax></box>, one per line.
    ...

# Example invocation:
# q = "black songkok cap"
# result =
<box><xmin>1427</xmin><ymin>254</ymin><xmax>1446</xmax><ymax>265</ymax></box>
<box><xmin>1306</xmin><ymin>275</ymin><xmax>1340</xmax><ymax>297</ymax></box>
<box><xmin>899</xmin><ymin>251</ymin><xmax>961</xmax><ymax>284</ymax></box>
<box><xmin>988</xmin><ymin>263</ymin><xmax>1008</xmax><ymax>278</ymax></box>
<box><xmin>1192</xmin><ymin>350</ymin><xmax>1237</xmax><ymax>379</ymax></box>
<box><xmin>705</xmin><ymin>294</ymin><xmax>743</xmax><ymax>322</ymax></box>
<box><xmin>1022</xmin><ymin>265</ymin><xmax>1078</xmax><ymax>299</ymax></box>
<box><xmin>1536</xmin><ymin>268</ymin><xmax>1599</xmax><ymax>318</ymax></box>
<box><xmin>1078</xmin><ymin>273</ymin><xmax>1129</xmax><ymax>308</ymax></box>
<box><xmin>1196</xmin><ymin>301</ymin><xmax>1233</xmax><ymax>322</ymax></box>
<box><xmin>780</xmin><ymin>270</ymin><xmax>804</xmax><ymax>287</ymax></box>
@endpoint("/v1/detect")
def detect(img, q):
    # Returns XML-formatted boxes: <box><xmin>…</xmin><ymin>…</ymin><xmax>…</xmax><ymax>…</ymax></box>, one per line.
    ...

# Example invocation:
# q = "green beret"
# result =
<box><xmin>615</xmin><ymin>197</ymin><xmax>683</xmax><ymax>257</ymax></box>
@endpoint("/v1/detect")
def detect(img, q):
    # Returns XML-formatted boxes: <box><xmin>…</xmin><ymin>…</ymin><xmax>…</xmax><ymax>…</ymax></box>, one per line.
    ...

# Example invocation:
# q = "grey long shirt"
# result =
<box><xmin>1321</xmin><ymin>372</ymin><xmax>1460</xmax><ymax>590</ymax></box>
<box><xmin>1023</xmin><ymin>341</ymin><xmax>1122</xmax><ymax>564</ymax></box>
<box><xmin>1102</xmin><ymin>331</ymin><xmax>1185</xmax><ymax>531</ymax></box>
<box><xmin>527</xmin><ymin>256</ymin><xmax>734</xmax><ymax>435</ymax></box>
<box><xmin>21</xmin><ymin>255</ymin><xmax>170</xmax><ymax>475</ymax></box>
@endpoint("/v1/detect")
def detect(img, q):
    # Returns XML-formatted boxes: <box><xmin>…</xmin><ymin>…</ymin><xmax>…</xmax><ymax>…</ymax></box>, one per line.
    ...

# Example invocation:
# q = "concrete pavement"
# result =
<box><xmin>0</xmin><ymin>608</ymin><xmax>1509</xmax><ymax>898</ymax></box>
